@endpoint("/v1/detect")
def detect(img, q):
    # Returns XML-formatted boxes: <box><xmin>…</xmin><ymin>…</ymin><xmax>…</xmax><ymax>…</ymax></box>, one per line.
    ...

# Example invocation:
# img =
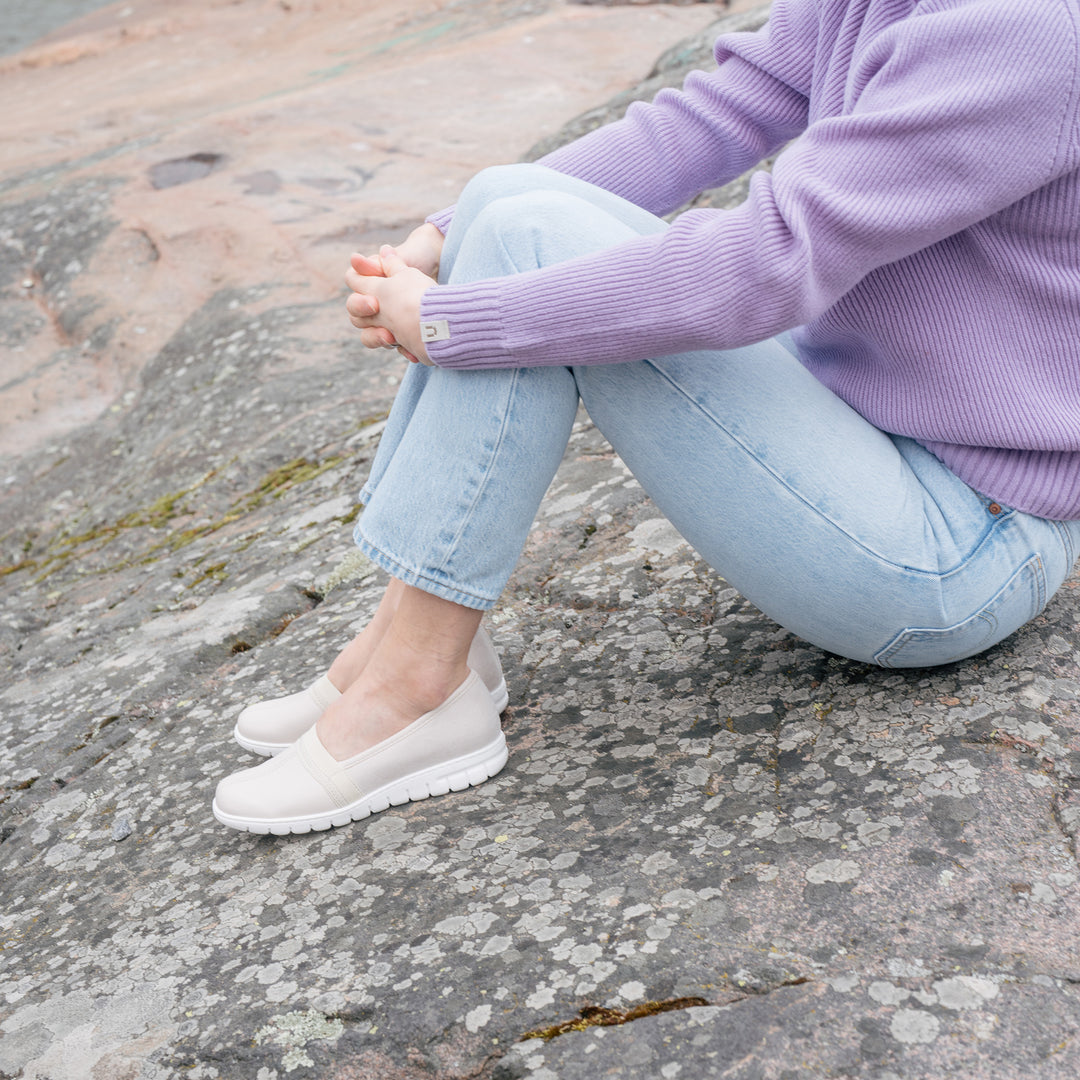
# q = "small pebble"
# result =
<box><xmin>111</xmin><ymin>817</ymin><xmax>133</xmax><ymax>842</ymax></box>
<box><xmin>21</xmin><ymin>279</ymin><xmax>33</xmax><ymax>289</ymax></box>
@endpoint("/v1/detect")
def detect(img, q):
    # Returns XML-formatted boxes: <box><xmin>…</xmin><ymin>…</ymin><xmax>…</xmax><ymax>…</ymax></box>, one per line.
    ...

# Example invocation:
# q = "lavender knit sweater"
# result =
<box><xmin>421</xmin><ymin>0</ymin><xmax>1080</xmax><ymax>520</ymax></box>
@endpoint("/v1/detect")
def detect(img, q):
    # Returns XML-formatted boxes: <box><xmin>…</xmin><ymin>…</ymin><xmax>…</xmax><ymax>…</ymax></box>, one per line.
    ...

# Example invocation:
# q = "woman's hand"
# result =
<box><xmin>345</xmin><ymin>246</ymin><xmax>437</xmax><ymax>364</ymax></box>
<box><xmin>391</xmin><ymin>222</ymin><xmax>444</xmax><ymax>280</ymax></box>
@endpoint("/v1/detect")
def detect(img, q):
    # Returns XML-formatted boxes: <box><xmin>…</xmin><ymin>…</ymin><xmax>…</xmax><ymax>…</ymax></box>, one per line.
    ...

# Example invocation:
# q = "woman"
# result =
<box><xmin>213</xmin><ymin>0</ymin><xmax>1080</xmax><ymax>834</ymax></box>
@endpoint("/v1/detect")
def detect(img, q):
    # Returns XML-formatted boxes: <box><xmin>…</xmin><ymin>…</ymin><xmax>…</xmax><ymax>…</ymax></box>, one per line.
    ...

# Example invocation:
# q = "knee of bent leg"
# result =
<box><xmin>465</xmin><ymin>188</ymin><xmax>607</xmax><ymax>275</ymax></box>
<box><xmin>460</xmin><ymin>194</ymin><xmax>549</xmax><ymax>274</ymax></box>
<box><xmin>456</xmin><ymin>163</ymin><xmax>561</xmax><ymax>223</ymax></box>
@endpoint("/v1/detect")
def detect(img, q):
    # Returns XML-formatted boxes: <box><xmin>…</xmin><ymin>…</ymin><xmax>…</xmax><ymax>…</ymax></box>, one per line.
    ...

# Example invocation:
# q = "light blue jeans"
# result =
<box><xmin>356</xmin><ymin>164</ymin><xmax>1080</xmax><ymax>667</ymax></box>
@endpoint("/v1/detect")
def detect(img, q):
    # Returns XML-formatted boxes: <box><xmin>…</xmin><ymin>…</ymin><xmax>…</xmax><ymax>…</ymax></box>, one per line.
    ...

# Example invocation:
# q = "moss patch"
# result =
<box><xmin>519</xmin><ymin>996</ymin><xmax>710</xmax><ymax>1042</ymax></box>
<box><xmin>2</xmin><ymin>454</ymin><xmax>345</xmax><ymax>584</ymax></box>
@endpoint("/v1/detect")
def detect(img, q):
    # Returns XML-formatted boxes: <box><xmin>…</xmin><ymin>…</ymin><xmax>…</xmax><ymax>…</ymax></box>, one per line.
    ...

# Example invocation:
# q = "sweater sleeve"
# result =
<box><xmin>422</xmin><ymin>0</ymin><xmax>1080</xmax><ymax>371</ymax></box>
<box><xmin>533</xmin><ymin>0</ymin><xmax>814</xmax><ymax>216</ymax></box>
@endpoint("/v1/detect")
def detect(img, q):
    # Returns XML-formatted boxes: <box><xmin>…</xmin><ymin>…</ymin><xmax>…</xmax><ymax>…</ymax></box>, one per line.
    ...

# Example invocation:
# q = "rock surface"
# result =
<box><xmin>3</xmin><ymin>3</ymin><xmax>1080</xmax><ymax>1080</ymax></box>
<box><xmin>0</xmin><ymin>0</ymin><xmax>718</xmax><ymax>456</ymax></box>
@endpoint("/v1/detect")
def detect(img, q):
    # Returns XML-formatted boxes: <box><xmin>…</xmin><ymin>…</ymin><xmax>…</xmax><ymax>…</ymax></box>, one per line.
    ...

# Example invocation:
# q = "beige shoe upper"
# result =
<box><xmin>469</xmin><ymin>624</ymin><xmax>506</xmax><ymax>705</ymax></box>
<box><xmin>233</xmin><ymin>625</ymin><xmax>506</xmax><ymax>756</ymax></box>
<box><xmin>233</xmin><ymin>674</ymin><xmax>341</xmax><ymax>754</ymax></box>
<box><xmin>214</xmin><ymin>671</ymin><xmax>506</xmax><ymax>832</ymax></box>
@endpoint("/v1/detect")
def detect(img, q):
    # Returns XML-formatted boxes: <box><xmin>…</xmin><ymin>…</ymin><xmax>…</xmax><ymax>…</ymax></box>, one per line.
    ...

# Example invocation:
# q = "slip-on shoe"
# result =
<box><xmin>232</xmin><ymin>624</ymin><xmax>508</xmax><ymax>756</ymax></box>
<box><xmin>213</xmin><ymin>669</ymin><xmax>506</xmax><ymax>834</ymax></box>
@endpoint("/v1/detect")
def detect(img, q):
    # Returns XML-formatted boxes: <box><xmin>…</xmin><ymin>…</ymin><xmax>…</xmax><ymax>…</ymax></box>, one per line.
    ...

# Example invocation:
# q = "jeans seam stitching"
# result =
<box><xmin>871</xmin><ymin>553</ymin><xmax>1043</xmax><ymax>666</ymax></box>
<box><xmin>433</xmin><ymin>369</ymin><xmax>522</xmax><ymax>579</ymax></box>
<box><xmin>643</xmin><ymin>360</ymin><xmax>977</xmax><ymax>577</ymax></box>
<box><xmin>1053</xmin><ymin>519</ymin><xmax>1076</xmax><ymax>568</ymax></box>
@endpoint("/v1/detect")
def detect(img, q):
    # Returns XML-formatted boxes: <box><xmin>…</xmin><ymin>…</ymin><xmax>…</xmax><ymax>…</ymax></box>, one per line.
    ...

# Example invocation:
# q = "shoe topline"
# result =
<box><xmin>213</xmin><ymin>670</ymin><xmax>506</xmax><ymax>834</ymax></box>
<box><xmin>232</xmin><ymin>623</ymin><xmax>508</xmax><ymax>756</ymax></box>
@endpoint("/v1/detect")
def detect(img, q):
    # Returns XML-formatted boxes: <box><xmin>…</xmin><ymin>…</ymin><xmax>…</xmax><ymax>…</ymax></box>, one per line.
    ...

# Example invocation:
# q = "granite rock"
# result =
<box><xmin>2</xmin><ymin>3</ymin><xmax>1080</xmax><ymax>1079</ymax></box>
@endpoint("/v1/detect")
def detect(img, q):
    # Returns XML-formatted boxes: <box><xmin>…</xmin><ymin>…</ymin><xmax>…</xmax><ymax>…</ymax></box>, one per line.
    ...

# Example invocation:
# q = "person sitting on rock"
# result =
<box><xmin>212</xmin><ymin>0</ymin><xmax>1080</xmax><ymax>834</ymax></box>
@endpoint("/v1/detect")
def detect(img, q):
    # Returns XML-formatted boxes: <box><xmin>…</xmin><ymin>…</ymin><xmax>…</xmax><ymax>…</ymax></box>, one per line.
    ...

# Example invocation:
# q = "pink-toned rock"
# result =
<box><xmin>0</xmin><ymin>0</ymin><xmax>727</xmax><ymax>457</ymax></box>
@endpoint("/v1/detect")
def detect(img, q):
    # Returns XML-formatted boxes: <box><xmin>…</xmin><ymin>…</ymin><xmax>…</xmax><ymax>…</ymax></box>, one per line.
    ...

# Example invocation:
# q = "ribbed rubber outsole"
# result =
<box><xmin>212</xmin><ymin>733</ymin><xmax>508</xmax><ymax>835</ymax></box>
<box><xmin>232</xmin><ymin>678</ymin><xmax>510</xmax><ymax>758</ymax></box>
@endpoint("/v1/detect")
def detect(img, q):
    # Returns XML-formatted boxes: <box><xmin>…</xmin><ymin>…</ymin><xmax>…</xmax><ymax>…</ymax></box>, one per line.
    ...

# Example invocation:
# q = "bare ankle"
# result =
<box><xmin>369</xmin><ymin>643</ymin><xmax>469</xmax><ymax>714</ymax></box>
<box><xmin>326</xmin><ymin>580</ymin><xmax>409</xmax><ymax>691</ymax></box>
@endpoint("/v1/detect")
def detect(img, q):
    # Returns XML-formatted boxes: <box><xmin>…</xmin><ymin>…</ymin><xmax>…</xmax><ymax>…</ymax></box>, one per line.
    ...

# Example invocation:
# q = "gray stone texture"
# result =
<box><xmin>3</xmin><ymin>4</ymin><xmax>1080</xmax><ymax>1079</ymax></box>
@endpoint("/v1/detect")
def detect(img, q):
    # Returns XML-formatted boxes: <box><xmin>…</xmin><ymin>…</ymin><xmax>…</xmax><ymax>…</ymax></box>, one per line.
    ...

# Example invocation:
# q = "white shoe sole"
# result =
<box><xmin>232</xmin><ymin>676</ymin><xmax>509</xmax><ymax>758</ymax></box>
<box><xmin>212</xmin><ymin>732</ymin><xmax>508</xmax><ymax>835</ymax></box>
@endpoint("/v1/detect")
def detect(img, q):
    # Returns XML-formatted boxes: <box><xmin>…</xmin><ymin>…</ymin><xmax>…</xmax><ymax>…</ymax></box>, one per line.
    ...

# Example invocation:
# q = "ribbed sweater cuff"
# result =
<box><xmin>421</xmin><ymin>281</ymin><xmax>509</xmax><ymax>368</ymax></box>
<box><xmin>425</xmin><ymin>205</ymin><xmax>455</xmax><ymax>235</ymax></box>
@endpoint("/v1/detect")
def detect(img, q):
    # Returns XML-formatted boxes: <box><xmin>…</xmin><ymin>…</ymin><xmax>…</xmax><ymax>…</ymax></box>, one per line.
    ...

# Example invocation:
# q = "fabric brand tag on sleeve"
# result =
<box><xmin>420</xmin><ymin>320</ymin><xmax>451</xmax><ymax>342</ymax></box>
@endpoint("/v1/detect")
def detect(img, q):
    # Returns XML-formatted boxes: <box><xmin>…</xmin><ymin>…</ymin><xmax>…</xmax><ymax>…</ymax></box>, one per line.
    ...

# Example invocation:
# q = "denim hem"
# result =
<box><xmin>353</xmin><ymin>532</ymin><xmax>497</xmax><ymax>612</ymax></box>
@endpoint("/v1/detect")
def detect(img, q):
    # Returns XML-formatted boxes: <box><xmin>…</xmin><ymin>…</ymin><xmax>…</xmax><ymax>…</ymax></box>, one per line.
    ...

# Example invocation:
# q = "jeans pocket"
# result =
<box><xmin>873</xmin><ymin>554</ymin><xmax>1047</xmax><ymax>668</ymax></box>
